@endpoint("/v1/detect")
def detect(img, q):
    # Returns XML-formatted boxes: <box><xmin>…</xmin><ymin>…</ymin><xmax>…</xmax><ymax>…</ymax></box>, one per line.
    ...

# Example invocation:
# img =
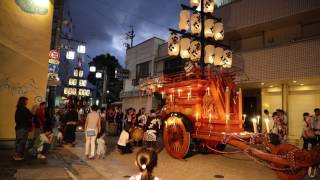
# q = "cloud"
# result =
<box><xmin>64</xmin><ymin>0</ymin><xmax>184</xmax><ymax>64</ymax></box>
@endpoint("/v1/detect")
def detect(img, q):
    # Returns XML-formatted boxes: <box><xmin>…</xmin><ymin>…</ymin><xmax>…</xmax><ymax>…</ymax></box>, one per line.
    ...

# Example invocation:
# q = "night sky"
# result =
<box><xmin>65</xmin><ymin>0</ymin><xmax>188</xmax><ymax>65</ymax></box>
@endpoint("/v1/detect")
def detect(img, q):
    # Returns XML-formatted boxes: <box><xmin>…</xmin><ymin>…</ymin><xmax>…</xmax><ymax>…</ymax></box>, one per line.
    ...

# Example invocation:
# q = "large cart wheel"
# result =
<box><xmin>272</xmin><ymin>144</ymin><xmax>307</xmax><ymax>180</ymax></box>
<box><xmin>163</xmin><ymin>115</ymin><xmax>191</xmax><ymax>159</ymax></box>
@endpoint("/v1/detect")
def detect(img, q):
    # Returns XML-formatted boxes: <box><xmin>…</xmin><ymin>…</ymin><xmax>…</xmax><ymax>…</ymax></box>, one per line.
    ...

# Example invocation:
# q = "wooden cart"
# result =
<box><xmin>142</xmin><ymin>70</ymin><xmax>320</xmax><ymax>180</ymax></box>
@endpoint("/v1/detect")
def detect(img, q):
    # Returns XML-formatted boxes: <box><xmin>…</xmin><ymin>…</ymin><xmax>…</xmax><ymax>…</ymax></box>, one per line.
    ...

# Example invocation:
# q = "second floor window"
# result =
<box><xmin>136</xmin><ymin>61</ymin><xmax>150</xmax><ymax>79</ymax></box>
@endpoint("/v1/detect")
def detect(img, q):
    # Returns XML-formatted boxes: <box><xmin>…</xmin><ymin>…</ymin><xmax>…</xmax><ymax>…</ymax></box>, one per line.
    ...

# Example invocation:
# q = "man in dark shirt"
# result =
<box><xmin>63</xmin><ymin>105</ymin><xmax>78</xmax><ymax>145</ymax></box>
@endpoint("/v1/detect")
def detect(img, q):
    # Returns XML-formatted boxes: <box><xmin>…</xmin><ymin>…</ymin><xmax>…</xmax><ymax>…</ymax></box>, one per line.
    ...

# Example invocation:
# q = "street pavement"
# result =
<box><xmin>0</xmin><ymin>145</ymin><xmax>105</xmax><ymax>180</ymax></box>
<box><xmin>68</xmin><ymin>132</ymin><xmax>282</xmax><ymax>180</ymax></box>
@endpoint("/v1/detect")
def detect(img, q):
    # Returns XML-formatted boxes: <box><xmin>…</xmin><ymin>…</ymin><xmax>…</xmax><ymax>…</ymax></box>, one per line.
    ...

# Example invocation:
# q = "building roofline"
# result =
<box><xmin>128</xmin><ymin>37</ymin><xmax>165</xmax><ymax>50</ymax></box>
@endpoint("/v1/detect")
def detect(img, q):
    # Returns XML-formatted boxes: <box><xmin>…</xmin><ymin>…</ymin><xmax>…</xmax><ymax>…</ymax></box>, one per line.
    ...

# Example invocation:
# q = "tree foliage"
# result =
<box><xmin>87</xmin><ymin>53</ymin><xmax>123</xmax><ymax>103</ymax></box>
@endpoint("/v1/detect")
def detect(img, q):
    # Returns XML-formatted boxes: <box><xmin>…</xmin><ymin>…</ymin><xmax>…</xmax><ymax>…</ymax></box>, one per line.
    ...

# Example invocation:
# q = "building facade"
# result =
<box><xmin>0</xmin><ymin>0</ymin><xmax>55</xmax><ymax>141</ymax></box>
<box><xmin>121</xmin><ymin>0</ymin><xmax>320</xmax><ymax>139</ymax></box>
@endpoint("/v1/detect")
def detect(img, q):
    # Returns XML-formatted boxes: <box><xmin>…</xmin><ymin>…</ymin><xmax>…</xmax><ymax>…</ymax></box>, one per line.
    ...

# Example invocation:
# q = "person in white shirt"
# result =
<box><xmin>262</xmin><ymin>109</ymin><xmax>273</xmax><ymax>133</ymax></box>
<box><xmin>84</xmin><ymin>105</ymin><xmax>101</xmax><ymax>159</ymax></box>
<box><xmin>301</xmin><ymin>112</ymin><xmax>316</xmax><ymax>150</ymax></box>
<box><xmin>117</xmin><ymin>125</ymin><xmax>132</xmax><ymax>154</ymax></box>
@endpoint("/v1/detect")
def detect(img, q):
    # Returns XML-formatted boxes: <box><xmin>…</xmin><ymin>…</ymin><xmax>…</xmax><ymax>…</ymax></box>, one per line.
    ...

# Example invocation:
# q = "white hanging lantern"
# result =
<box><xmin>79</xmin><ymin>79</ymin><xmax>87</xmax><ymax>87</ymax></box>
<box><xmin>214</xmin><ymin>47</ymin><xmax>224</xmax><ymax>66</ymax></box>
<box><xmin>179</xmin><ymin>10</ymin><xmax>190</xmax><ymax>32</ymax></box>
<box><xmin>190</xmin><ymin>40</ymin><xmax>201</xmax><ymax>61</ymax></box>
<box><xmin>168</xmin><ymin>33</ymin><xmax>180</xmax><ymax>56</ymax></box>
<box><xmin>180</xmin><ymin>38</ymin><xmax>191</xmax><ymax>59</ymax></box>
<box><xmin>77</xmin><ymin>44</ymin><xmax>86</xmax><ymax>54</ymax></box>
<box><xmin>64</xmin><ymin>88</ymin><xmax>68</xmax><ymax>95</ymax></box>
<box><xmin>66</xmin><ymin>50</ymin><xmax>75</xmax><ymax>60</ymax></box>
<box><xmin>204</xmin><ymin>19</ymin><xmax>215</xmax><ymax>38</ymax></box>
<box><xmin>222</xmin><ymin>49</ymin><xmax>232</xmax><ymax>68</ymax></box>
<box><xmin>191</xmin><ymin>13</ymin><xmax>201</xmax><ymax>35</ymax></box>
<box><xmin>204</xmin><ymin>0</ymin><xmax>215</xmax><ymax>13</ymax></box>
<box><xmin>68</xmin><ymin>78</ymin><xmax>77</xmax><ymax>86</ymax></box>
<box><xmin>213</xmin><ymin>22</ymin><xmax>224</xmax><ymax>41</ymax></box>
<box><xmin>190</xmin><ymin>0</ymin><xmax>200</xmax><ymax>8</ymax></box>
<box><xmin>78</xmin><ymin>70</ymin><xmax>84</xmax><ymax>77</ymax></box>
<box><xmin>89</xmin><ymin>66</ymin><xmax>96</xmax><ymax>72</ymax></box>
<box><xmin>95</xmin><ymin>72</ymin><xmax>102</xmax><ymax>79</ymax></box>
<box><xmin>73</xmin><ymin>69</ymin><xmax>78</xmax><ymax>77</ymax></box>
<box><xmin>205</xmin><ymin>45</ymin><xmax>215</xmax><ymax>64</ymax></box>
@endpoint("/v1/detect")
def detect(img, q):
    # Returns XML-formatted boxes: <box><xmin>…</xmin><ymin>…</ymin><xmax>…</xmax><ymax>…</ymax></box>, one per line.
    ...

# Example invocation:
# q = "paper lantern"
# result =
<box><xmin>204</xmin><ymin>0</ymin><xmax>215</xmax><ymax>13</ymax></box>
<box><xmin>180</xmin><ymin>38</ymin><xmax>191</xmax><ymax>59</ymax></box>
<box><xmin>64</xmin><ymin>88</ymin><xmax>68</xmax><ymax>95</ymax></box>
<box><xmin>68</xmin><ymin>78</ymin><xmax>77</xmax><ymax>86</ymax></box>
<box><xmin>179</xmin><ymin>10</ymin><xmax>189</xmax><ymax>32</ymax></box>
<box><xmin>222</xmin><ymin>49</ymin><xmax>232</xmax><ymax>68</ymax></box>
<box><xmin>214</xmin><ymin>47</ymin><xmax>224</xmax><ymax>66</ymax></box>
<box><xmin>66</xmin><ymin>50</ymin><xmax>75</xmax><ymax>60</ymax></box>
<box><xmin>77</xmin><ymin>45</ymin><xmax>86</xmax><ymax>54</ymax></box>
<box><xmin>78</xmin><ymin>70</ymin><xmax>84</xmax><ymax>77</ymax></box>
<box><xmin>89</xmin><ymin>66</ymin><xmax>96</xmax><ymax>72</ymax></box>
<box><xmin>190</xmin><ymin>40</ymin><xmax>201</xmax><ymax>61</ymax></box>
<box><xmin>205</xmin><ymin>45</ymin><xmax>215</xmax><ymax>64</ymax></box>
<box><xmin>191</xmin><ymin>13</ymin><xmax>201</xmax><ymax>35</ymax></box>
<box><xmin>190</xmin><ymin>0</ymin><xmax>200</xmax><ymax>8</ymax></box>
<box><xmin>95</xmin><ymin>72</ymin><xmax>102</xmax><ymax>79</ymax></box>
<box><xmin>79</xmin><ymin>79</ymin><xmax>87</xmax><ymax>87</ymax></box>
<box><xmin>213</xmin><ymin>22</ymin><xmax>224</xmax><ymax>41</ymax></box>
<box><xmin>168</xmin><ymin>33</ymin><xmax>180</xmax><ymax>56</ymax></box>
<box><xmin>204</xmin><ymin>19</ymin><xmax>215</xmax><ymax>38</ymax></box>
<box><xmin>73</xmin><ymin>69</ymin><xmax>78</xmax><ymax>77</ymax></box>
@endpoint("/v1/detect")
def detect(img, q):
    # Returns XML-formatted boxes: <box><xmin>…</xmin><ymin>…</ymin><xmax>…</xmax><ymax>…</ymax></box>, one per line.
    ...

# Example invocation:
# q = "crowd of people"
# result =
<box><xmin>262</xmin><ymin>108</ymin><xmax>320</xmax><ymax>150</ymax></box>
<box><xmin>13</xmin><ymin>96</ymin><xmax>162</xmax><ymax>179</ymax></box>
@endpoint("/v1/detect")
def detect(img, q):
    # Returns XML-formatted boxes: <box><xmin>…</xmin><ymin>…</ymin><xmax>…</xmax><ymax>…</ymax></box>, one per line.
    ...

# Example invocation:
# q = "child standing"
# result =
<box><xmin>96</xmin><ymin>133</ymin><xmax>107</xmax><ymax>159</ymax></box>
<box><xmin>130</xmin><ymin>148</ymin><xmax>160</xmax><ymax>180</ymax></box>
<box><xmin>117</xmin><ymin>125</ymin><xmax>132</xmax><ymax>154</ymax></box>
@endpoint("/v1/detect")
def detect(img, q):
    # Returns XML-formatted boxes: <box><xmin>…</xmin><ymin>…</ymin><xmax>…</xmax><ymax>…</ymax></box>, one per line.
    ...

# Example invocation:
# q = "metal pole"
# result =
<box><xmin>102</xmin><ymin>68</ymin><xmax>107</xmax><ymax>106</ymax></box>
<box><xmin>200</xmin><ymin>0</ymin><xmax>205</xmax><ymax>77</ymax></box>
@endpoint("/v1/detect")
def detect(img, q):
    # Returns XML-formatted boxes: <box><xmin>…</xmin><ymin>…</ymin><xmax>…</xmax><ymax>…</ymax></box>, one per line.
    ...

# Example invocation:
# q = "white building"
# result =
<box><xmin>121</xmin><ymin>0</ymin><xmax>320</xmax><ymax>139</ymax></box>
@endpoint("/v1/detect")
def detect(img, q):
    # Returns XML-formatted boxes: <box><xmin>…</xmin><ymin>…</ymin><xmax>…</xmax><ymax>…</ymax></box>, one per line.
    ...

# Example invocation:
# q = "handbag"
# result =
<box><xmin>86</xmin><ymin>129</ymin><xmax>96</xmax><ymax>137</ymax></box>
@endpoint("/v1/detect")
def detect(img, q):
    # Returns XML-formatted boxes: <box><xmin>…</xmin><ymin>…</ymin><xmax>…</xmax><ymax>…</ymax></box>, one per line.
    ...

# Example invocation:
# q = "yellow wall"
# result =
<box><xmin>262</xmin><ymin>85</ymin><xmax>320</xmax><ymax>139</ymax></box>
<box><xmin>0</xmin><ymin>1</ymin><xmax>54</xmax><ymax>140</ymax></box>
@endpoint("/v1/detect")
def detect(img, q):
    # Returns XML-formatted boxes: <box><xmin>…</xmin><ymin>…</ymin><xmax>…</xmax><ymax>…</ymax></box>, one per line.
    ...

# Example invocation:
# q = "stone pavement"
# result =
<box><xmin>68</xmin><ymin>132</ymin><xmax>282</xmax><ymax>180</ymax></box>
<box><xmin>0</xmin><ymin>146</ymin><xmax>106</xmax><ymax>180</ymax></box>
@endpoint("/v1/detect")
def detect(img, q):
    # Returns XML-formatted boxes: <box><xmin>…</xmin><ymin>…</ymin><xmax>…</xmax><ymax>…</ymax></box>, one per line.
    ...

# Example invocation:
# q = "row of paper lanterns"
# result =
<box><xmin>168</xmin><ymin>34</ymin><xmax>232</xmax><ymax>67</ymax></box>
<box><xmin>190</xmin><ymin>0</ymin><xmax>215</xmax><ymax>13</ymax></box>
<box><xmin>68</xmin><ymin>78</ymin><xmax>87</xmax><ymax>87</ymax></box>
<box><xmin>66</xmin><ymin>45</ymin><xmax>86</xmax><ymax>60</ymax></box>
<box><xmin>179</xmin><ymin>10</ymin><xmax>224</xmax><ymax>41</ymax></box>
<box><xmin>64</xmin><ymin>87</ymin><xmax>91</xmax><ymax>96</ymax></box>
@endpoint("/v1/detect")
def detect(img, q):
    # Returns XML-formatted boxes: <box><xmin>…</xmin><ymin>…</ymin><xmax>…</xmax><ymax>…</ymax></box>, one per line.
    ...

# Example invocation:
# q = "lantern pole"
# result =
<box><xmin>200</xmin><ymin>0</ymin><xmax>205</xmax><ymax>76</ymax></box>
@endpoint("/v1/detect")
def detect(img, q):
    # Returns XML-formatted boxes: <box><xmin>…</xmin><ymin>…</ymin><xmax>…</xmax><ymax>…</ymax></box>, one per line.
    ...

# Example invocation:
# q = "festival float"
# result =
<box><xmin>139</xmin><ymin>0</ymin><xmax>320</xmax><ymax>179</ymax></box>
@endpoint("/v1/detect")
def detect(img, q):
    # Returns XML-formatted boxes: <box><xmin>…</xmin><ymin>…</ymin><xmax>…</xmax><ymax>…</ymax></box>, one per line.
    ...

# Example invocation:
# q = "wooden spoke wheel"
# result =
<box><xmin>163</xmin><ymin>115</ymin><xmax>190</xmax><ymax>159</ymax></box>
<box><xmin>272</xmin><ymin>144</ymin><xmax>307</xmax><ymax>180</ymax></box>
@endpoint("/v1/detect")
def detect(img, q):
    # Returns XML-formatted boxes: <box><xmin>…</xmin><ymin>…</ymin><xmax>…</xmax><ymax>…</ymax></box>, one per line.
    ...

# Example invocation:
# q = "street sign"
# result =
<box><xmin>49</xmin><ymin>49</ymin><xmax>60</xmax><ymax>64</ymax></box>
<box><xmin>115</xmin><ymin>68</ymin><xmax>130</xmax><ymax>79</ymax></box>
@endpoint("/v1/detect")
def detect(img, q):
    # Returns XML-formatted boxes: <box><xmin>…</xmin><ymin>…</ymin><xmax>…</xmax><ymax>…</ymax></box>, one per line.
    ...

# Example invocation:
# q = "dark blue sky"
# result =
<box><xmin>65</xmin><ymin>0</ymin><xmax>188</xmax><ymax>65</ymax></box>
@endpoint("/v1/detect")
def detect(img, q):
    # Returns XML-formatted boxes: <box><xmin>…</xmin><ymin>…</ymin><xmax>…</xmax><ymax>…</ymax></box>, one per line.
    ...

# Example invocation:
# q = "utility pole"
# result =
<box><xmin>48</xmin><ymin>0</ymin><xmax>63</xmax><ymax>123</ymax></box>
<box><xmin>125</xmin><ymin>25</ymin><xmax>135</xmax><ymax>48</ymax></box>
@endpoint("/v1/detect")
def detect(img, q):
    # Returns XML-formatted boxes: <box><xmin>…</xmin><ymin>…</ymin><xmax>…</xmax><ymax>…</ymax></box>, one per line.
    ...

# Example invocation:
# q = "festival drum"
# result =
<box><xmin>131</xmin><ymin>128</ymin><xmax>144</xmax><ymax>142</ymax></box>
